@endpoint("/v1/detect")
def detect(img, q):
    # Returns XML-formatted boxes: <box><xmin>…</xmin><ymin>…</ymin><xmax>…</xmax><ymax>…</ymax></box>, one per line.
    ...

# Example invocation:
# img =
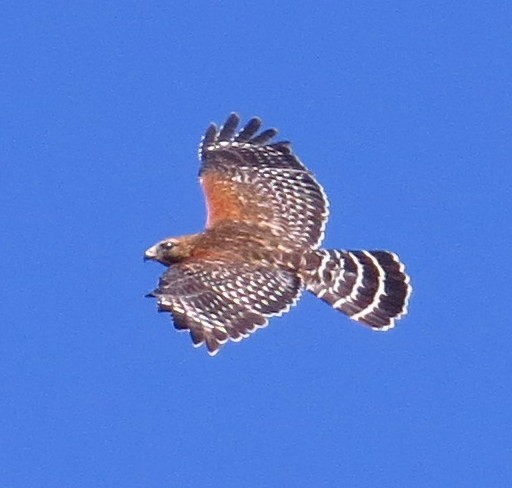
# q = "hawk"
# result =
<box><xmin>144</xmin><ymin>113</ymin><xmax>412</xmax><ymax>355</ymax></box>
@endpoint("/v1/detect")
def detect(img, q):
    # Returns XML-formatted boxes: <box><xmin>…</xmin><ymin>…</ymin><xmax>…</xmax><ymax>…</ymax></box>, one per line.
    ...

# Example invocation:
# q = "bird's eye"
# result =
<box><xmin>163</xmin><ymin>241</ymin><xmax>175</xmax><ymax>249</ymax></box>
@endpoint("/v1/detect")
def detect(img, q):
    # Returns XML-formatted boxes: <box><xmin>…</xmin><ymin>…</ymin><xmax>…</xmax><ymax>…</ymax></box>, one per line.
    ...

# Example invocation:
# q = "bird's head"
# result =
<box><xmin>144</xmin><ymin>237</ymin><xmax>192</xmax><ymax>266</ymax></box>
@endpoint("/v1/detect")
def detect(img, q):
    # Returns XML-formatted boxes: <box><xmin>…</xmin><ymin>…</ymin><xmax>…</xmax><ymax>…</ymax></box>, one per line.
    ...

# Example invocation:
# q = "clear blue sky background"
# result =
<box><xmin>2</xmin><ymin>2</ymin><xmax>511</xmax><ymax>487</ymax></box>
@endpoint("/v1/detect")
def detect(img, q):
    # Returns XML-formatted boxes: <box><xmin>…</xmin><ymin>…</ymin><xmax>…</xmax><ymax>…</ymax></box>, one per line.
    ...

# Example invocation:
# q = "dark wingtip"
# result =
<box><xmin>204</xmin><ymin>123</ymin><xmax>217</xmax><ymax>143</ymax></box>
<box><xmin>199</xmin><ymin>123</ymin><xmax>218</xmax><ymax>158</ymax></box>
<box><xmin>218</xmin><ymin>113</ymin><xmax>241</xmax><ymax>141</ymax></box>
<box><xmin>250</xmin><ymin>128</ymin><xmax>278</xmax><ymax>145</ymax></box>
<box><xmin>201</xmin><ymin>114</ymin><xmax>286</xmax><ymax>156</ymax></box>
<box><xmin>234</xmin><ymin>116</ymin><xmax>262</xmax><ymax>142</ymax></box>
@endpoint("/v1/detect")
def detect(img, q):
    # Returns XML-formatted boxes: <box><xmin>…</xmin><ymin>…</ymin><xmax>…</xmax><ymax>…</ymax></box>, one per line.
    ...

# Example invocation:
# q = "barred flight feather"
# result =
<box><xmin>150</xmin><ymin>261</ymin><xmax>302</xmax><ymax>355</ymax></box>
<box><xmin>199</xmin><ymin>113</ymin><xmax>329</xmax><ymax>250</ymax></box>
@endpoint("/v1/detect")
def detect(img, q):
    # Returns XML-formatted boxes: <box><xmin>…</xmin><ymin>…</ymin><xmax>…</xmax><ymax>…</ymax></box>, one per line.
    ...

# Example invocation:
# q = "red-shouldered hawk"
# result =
<box><xmin>144</xmin><ymin>114</ymin><xmax>412</xmax><ymax>355</ymax></box>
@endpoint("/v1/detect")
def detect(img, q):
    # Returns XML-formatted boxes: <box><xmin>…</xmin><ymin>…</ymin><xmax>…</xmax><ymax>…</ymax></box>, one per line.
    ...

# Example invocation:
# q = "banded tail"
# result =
<box><xmin>301</xmin><ymin>249</ymin><xmax>411</xmax><ymax>329</ymax></box>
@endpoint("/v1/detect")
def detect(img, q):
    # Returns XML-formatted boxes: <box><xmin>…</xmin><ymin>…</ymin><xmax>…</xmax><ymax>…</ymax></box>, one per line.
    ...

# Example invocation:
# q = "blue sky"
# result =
<box><xmin>2</xmin><ymin>1</ymin><xmax>511</xmax><ymax>487</ymax></box>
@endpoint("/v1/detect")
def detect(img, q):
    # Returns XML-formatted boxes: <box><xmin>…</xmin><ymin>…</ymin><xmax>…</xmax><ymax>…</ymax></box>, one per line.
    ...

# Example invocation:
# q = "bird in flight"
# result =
<box><xmin>144</xmin><ymin>113</ymin><xmax>411</xmax><ymax>355</ymax></box>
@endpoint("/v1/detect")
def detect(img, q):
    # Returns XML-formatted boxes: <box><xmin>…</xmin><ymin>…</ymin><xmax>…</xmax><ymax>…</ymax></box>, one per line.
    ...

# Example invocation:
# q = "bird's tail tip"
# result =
<box><xmin>301</xmin><ymin>249</ymin><xmax>411</xmax><ymax>329</ymax></box>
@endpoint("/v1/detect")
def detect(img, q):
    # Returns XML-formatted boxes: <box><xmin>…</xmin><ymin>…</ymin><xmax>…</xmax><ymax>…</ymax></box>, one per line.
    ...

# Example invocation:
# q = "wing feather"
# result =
<box><xmin>198</xmin><ymin>114</ymin><xmax>329</xmax><ymax>250</ymax></box>
<box><xmin>233</xmin><ymin>117</ymin><xmax>262</xmax><ymax>142</ymax></box>
<box><xmin>149</xmin><ymin>260</ymin><xmax>302</xmax><ymax>355</ymax></box>
<box><xmin>217</xmin><ymin>112</ymin><xmax>240</xmax><ymax>141</ymax></box>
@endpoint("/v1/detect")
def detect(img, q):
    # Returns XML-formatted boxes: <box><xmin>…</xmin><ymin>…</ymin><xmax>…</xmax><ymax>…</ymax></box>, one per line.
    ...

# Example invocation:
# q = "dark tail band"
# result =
<box><xmin>301</xmin><ymin>249</ymin><xmax>411</xmax><ymax>329</ymax></box>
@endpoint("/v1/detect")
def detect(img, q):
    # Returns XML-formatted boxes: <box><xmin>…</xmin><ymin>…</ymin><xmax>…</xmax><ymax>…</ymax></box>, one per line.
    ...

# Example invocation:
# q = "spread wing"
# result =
<box><xmin>147</xmin><ymin>259</ymin><xmax>302</xmax><ymax>355</ymax></box>
<box><xmin>198</xmin><ymin>113</ymin><xmax>329</xmax><ymax>250</ymax></box>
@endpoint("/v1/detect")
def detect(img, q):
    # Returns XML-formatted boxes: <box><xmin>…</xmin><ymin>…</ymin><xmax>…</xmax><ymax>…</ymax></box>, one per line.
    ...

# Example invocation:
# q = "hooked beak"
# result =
<box><xmin>144</xmin><ymin>245</ymin><xmax>158</xmax><ymax>262</ymax></box>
